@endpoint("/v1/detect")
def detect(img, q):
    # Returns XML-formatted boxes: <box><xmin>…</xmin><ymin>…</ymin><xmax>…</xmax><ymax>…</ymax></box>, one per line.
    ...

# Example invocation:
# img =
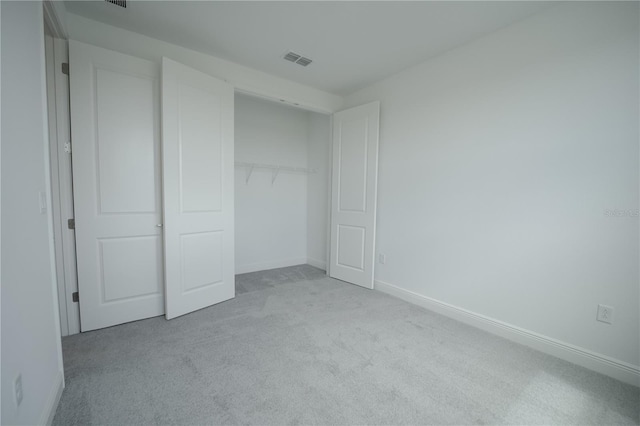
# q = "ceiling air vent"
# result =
<box><xmin>105</xmin><ymin>0</ymin><xmax>127</xmax><ymax>8</ymax></box>
<box><xmin>295</xmin><ymin>57</ymin><xmax>312</xmax><ymax>67</ymax></box>
<box><xmin>283</xmin><ymin>51</ymin><xmax>313</xmax><ymax>67</ymax></box>
<box><xmin>284</xmin><ymin>52</ymin><xmax>301</xmax><ymax>63</ymax></box>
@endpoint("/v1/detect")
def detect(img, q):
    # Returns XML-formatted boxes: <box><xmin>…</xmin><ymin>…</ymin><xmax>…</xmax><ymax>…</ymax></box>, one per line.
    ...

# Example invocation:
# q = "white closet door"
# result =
<box><xmin>329</xmin><ymin>102</ymin><xmax>380</xmax><ymax>289</ymax></box>
<box><xmin>162</xmin><ymin>58</ymin><xmax>235</xmax><ymax>319</ymax></box>
<box><xmin>69</xmin><ymin>41</ymin><xmax>164</xmax><ymax>331</ymax></box>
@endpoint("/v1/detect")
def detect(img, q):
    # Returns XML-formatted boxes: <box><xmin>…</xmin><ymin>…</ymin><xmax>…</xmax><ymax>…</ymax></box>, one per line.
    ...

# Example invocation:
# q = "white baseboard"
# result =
<box><xmin>39</xmin><ymin>370</ymin><xmax>64</xmax><ymax>425</ymax></box>
<box><xmin>235</xmin><ymin>258</ymin><xmax>308</xmax><ymax>274</ymax></box>
<box><xmin>306</xmin><ymin>257</ymin><xmax>326</xmax><ymax>271</ymax></box>
<box><xmin>374</xmin><ymin>279</ymin><xmax>640</xmax><ymax>387</ymax></box>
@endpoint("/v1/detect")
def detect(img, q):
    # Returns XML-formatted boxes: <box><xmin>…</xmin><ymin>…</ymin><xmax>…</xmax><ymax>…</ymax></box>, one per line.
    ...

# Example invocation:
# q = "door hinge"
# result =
<box><xmin>62</xmin><ymin>62</ymin><xmax>69</xmax><ymax>76</ymax></box>
<box><xmin>72</xmin><ymin>292</ymin><xmax>79</xmax><ymax>303</ymax></box>
<box><xmin>67</xmin><ymin>218</ymin><xmax>75</xmax><ymax>229</ymax></box>
<box><xmin>64</xmin><ymin>141</ymin><xmax>71</xmax><ymax>154</ymax></box>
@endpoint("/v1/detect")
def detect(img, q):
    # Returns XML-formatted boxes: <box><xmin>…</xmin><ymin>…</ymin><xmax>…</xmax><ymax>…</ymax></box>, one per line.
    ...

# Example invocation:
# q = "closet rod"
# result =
<box><xmin>235</xmin><ymin>161</ymin><xmax>317</xmax><ymax>185</ymax></box>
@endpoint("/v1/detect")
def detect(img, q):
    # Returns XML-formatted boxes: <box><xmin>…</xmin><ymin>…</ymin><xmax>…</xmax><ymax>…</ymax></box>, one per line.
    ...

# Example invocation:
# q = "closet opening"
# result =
<box><xmin>233</xmin><ymin>92</ymin><xmax>332</xmax><ymax>294</ymax></box>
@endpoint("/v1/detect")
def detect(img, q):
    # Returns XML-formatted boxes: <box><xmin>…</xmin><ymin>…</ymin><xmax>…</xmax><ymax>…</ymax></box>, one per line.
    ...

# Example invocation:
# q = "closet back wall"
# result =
<box><xmin>235</xmin><ymin>94</ymin><xmax>310</xmax><ymax>274</ymax></box>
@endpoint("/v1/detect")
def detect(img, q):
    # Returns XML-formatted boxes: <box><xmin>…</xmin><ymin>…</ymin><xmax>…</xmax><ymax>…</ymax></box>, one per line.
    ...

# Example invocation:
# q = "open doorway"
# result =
<box><xmin>233</xmin><ymin>92</ymin><xmax>332</xmax><ymax>290</ymax></box>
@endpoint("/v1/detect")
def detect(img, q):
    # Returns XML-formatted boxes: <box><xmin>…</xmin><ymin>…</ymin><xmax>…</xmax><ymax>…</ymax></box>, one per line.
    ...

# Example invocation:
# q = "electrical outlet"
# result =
<box><xmin>378</xmin><ymin>253</ymin><xmax>386</xmax><ymax>264</ymax></box>
<box><xmin>14</xmin><ymin>374</ymin><xmax>23</xmax><ymax>407</ymax></box>
<box><xmin>597</xmin><ymin>304</ymin><xmax>614</xmax><ymax>324</ymax></box>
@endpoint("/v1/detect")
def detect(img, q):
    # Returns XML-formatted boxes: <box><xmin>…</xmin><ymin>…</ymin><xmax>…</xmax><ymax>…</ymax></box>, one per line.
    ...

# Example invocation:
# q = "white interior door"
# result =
<box><xmin>329</xmin><ymin>101</ymin><xmax>380</xmax><ymax>288</ymax></box>
<box><xmin>70</xmin><ymin>41</ymin><xmax>164</xmax><ymax>331</ymax></box>
<box><xmin>162</xmin><ymin>58</ymin><xmax>235</xmax><ymax>319</ymax></box>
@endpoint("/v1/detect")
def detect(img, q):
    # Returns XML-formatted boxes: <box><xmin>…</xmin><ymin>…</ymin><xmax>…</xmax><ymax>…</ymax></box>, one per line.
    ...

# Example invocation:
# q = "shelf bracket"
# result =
<box><xmin>245</xmin><ymin>164</ymin><xmax>254</xmax><ymax>184</ymax></box>
<box><xmin>271</xmin><ymin>167</ymin><xmax>281</xmax><ymax>185</ymax></box>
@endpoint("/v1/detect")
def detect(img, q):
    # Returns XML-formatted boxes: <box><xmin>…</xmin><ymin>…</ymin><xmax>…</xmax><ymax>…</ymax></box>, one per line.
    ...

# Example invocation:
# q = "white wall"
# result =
<box><xmin>66</xmin><ymin>13</ymin><xmax>343</xmax><ymax>114</ymax></box>
<box><xmin>345</xmin><ymin>2</ymin><xmax>639</xmax><ymax>371</ymax></box>
<box><xmin>307</xmin><ymin>113</ymin><xmax>331</xmax><ymax>269</ymax></box>
<box><xmin>1</xmin><ymin>1</ymin><xmax>64</xmax><ymax>424</ymax></box>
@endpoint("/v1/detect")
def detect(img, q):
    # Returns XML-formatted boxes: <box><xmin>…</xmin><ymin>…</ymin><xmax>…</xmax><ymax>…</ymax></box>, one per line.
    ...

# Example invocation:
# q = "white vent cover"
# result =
<box><xmin>284</xmin><ymin>52</ymin><xmax>301</xmax><ymax>63</ymax></box>
<box><xmin>283</xmin><ymin>51</ymin><xmax>313</xmax><ymax>67</ymax></box>
<box><xmin>295</xmin><ymin>57</ymin><xmax>312</xmax><ymax>67</ymax></box>
<box><xmin>105</xmin><ymin>0</ymin><xmax>127</xmax><ymax>8</ymax></box>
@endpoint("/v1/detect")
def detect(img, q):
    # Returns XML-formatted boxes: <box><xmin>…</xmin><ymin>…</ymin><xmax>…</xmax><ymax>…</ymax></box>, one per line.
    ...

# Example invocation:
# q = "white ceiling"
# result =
<box><xmin>64</xmin><ymin>1</ymin><xmax>552</xmax><ymax>96</ymax></box>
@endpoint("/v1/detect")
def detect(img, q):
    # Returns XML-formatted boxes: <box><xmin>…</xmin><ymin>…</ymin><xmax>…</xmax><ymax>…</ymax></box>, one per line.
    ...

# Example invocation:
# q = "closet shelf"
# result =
<box><xmin>235</xmin><ymin>161</ymin><xmax>317</xmax><ymax>184</ymax></box>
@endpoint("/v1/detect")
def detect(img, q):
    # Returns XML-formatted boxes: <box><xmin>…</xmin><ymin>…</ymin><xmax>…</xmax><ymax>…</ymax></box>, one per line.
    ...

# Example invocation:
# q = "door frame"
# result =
<box><xmin>326</xmin><ymin>114</ymin><xmax>334</xmax><ymax>277</ymax></box>
<box><xmin>44</xmin><ymin>11</ymin><xmax>81</xmax><ymax>336</ymax></box>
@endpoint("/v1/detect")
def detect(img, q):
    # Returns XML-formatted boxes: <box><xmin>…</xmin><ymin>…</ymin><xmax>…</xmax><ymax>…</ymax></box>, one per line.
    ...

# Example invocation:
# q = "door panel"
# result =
<box><xmin>337</xmin><ymin>225</ymin><xmax>366</xmax><ymax>270</ymax></box>
<box><xmin>69</xmin><ymin>41</ymin><xmax>164</xmax><ymax>331</ymax></box>
<box><xmin>99</xmin><ymin>236</ymin><xmax>163</xmax><ymax>301</ymax></box>
<box><xmin>330</xmin><ymin>102</ymin><xmax>380</xmax><ymax>288</ymax></box>
<box><xmin>162</xmin><ymin>58</ymin><xmax>235</xmax><ymax>319</ymax></box>
<box><xmin>338</xmin><ymin>117</ymin><xmax>369</xmax><ymax>212</ymax></box>
<box><xmin>95</xmin><ymin>68</ymin><xmax>158</xmax><ymax>213</ymax></box>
